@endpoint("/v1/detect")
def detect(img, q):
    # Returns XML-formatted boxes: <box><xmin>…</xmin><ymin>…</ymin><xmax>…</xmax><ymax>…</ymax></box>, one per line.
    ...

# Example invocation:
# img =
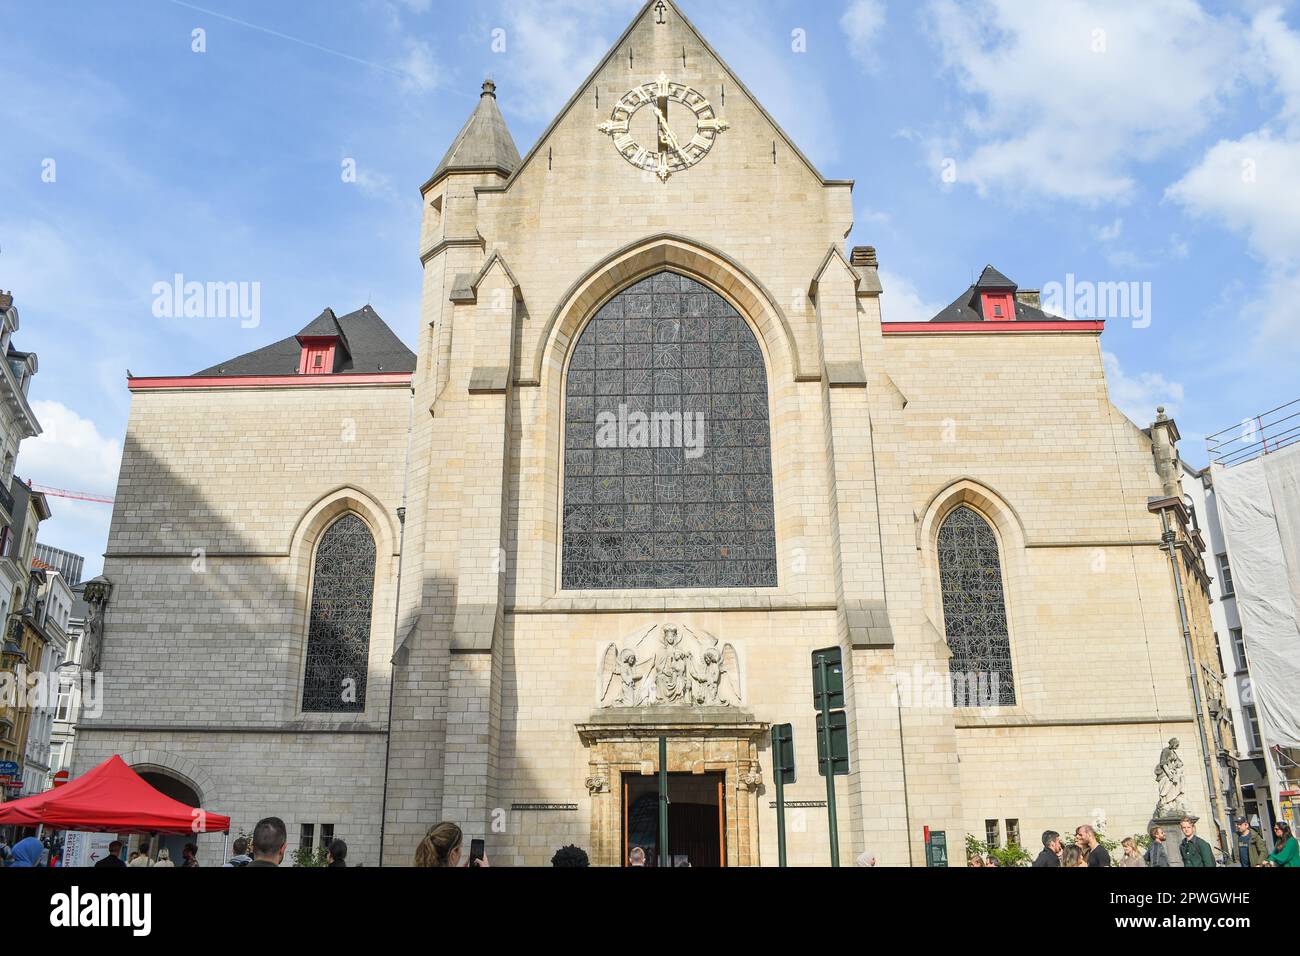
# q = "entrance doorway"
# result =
<box><xmin>623</xmin><ymin>771</ymin><xmax>725</xmax><ymax>867</ymax></box>
<box><xmin>135</xmin><ymin>770</ymin><xmax>201</xmax><ymax>865</ymax></box>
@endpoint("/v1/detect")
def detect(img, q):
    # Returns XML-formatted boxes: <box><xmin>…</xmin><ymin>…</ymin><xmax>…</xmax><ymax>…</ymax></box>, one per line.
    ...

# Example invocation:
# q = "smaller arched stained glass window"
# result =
<box><xmin>937</xmin><ymin>506</ymin><xmax>1016</xmax><ymax>707</ymax></box>
<box><xmin>301</xmin><ymin>514</ymin><xmax>376</xmax><ymax>713</ymax></box>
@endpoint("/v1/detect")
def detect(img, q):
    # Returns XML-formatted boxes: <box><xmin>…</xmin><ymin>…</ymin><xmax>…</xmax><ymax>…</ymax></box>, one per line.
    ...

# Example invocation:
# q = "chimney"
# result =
<box><xmin>0</xmin><ymin>290</ymin><xmax>12</xmax><ymax>312</ymax></box>
<box><xmin>850</xmin><ymin>246</ymin><xmax>878</xmax><ymax>268</ymax></box>
<box><xmin>1016</xmin><ymin>289</ymin><xmax>1041</xmax><ymax>309</ymax></box>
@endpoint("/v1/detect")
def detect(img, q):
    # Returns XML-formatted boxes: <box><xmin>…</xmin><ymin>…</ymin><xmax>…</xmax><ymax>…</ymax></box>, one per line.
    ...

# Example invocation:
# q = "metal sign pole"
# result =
<box><xmin>818</xmin><ymin>656</ymin><xmax>841</xmax><ymax>868</ymax></box>
<box><xmin>658</xmin><ymin>735</ymin><xmax>669</xmax><ymax>869</ymax></box>
<box><xmin>772</xmin><ymin>725</ymin><xmax>788</xmax><ymax>868</ymax></box>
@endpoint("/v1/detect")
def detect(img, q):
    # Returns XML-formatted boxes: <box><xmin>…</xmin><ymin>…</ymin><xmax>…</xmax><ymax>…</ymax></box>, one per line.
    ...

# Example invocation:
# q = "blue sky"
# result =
<box><xmin>3</xmin><ymin>0</ymin><xmax>1299</xmax><ymax>576</ymax></box>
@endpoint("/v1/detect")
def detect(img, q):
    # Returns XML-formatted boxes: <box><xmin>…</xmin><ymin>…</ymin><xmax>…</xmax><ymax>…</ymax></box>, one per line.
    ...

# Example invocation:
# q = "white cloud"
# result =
<box><xmin>15</xmin><ymin>401</ymin><xmax>121</xmax><ymax>579</ymax></box>
<box><xmin>1166</xmin><ymin>130</ymin><xmax>1300</xmax><ymax>263</ymax></box>
<box><xmin>493</xmin><ymin>0</ymin><xmax>638</xmax><ymax>122</ymax></box>
<box><xmin>1094</xmin><ymin>218</ymin><xmax>1123</xmax><ymax>242</ymax></box>
<box><xmin>397</xmin><ymin>39</ymin><xmax>441</xmax><ymax>93</ymax></box>
<box><xmin>1165</xmin><ymin>10</ymin><xmax>1300</xmax><ymax>350</ymax></box>
<box><xmin>841</xmin><ymin>0</ymin><xmax>887</xmax><ymax>70</ymax></box>
<box><xmin>880</xmin><ymin>269</ymin><xmax>944</xmax><ymax>323</ymax></box>
<box><xmin>18</xmin><ymin>401</ymin><xmax>121</xmax><ymax>495</ymax></box>
<box><xmin>1103</xmin><ymin>351</ymin><xmax>1184</xmax><ymax>425</ymax></box>
<box><xmin>1251</xmin><ymin>6</ymin><xmax>1300</xmax><ymax>132</ymax></box>
<box><xmin>925</xmin><ymin>0</ymin><xmax>1245</xmax><ymax>202</ymax></box>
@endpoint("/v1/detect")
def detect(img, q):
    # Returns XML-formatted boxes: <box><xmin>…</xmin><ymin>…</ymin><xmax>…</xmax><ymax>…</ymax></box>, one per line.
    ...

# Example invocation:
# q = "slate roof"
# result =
<box><xmin>193</xmin><ymin>305</ymin><xmax>415</xmax><ymax>377</ymax></box>
<box><xmin>929</xmin><ymin>264</ymin><xmax>1067</xmax><ymax>323</ymax></box>
<box><xmin>430</xmin><ymin>80</ymin><xmax>521</xmax><ymax>184</ymax></box>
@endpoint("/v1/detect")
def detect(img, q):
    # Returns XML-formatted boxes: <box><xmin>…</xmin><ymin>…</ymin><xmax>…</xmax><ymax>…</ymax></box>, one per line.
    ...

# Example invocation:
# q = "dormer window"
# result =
<box><xmin>980</xmin><ymin>292</ymin><xmax>1015</xmax><ymax>322</ymax></box>
<box><xmin>294</xmin><ymin>309</ymin><xmax>350</xmax><ymax>376</ymax></box>
<box><xmin>298</xmin><ymin>339</ymin><xmax>336</xmax><ymax>375</ymax></box>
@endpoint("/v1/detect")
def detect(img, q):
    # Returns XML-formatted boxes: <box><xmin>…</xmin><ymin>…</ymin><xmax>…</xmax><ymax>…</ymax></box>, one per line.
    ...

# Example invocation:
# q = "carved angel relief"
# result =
<box><xmin>599</xmin><ymin>624</ymin><xmax>742</xmax><ymax>708</ymax></box>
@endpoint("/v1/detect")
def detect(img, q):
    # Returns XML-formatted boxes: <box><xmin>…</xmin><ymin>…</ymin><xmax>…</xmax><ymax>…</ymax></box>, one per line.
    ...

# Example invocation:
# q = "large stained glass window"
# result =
<box><xmin>301</xmin><ymin>513</ymin><xmax>376</xmax><ymax>713</ymax></box>
<box><xmin>937</xmin><ymin>506</ymin><xmax>1016</xmax><ymax>707</ymax></box>
<box><xmin>562</xmin><ymin>270</ymin><xmax>777</xmax><ymax>590</ymax></box>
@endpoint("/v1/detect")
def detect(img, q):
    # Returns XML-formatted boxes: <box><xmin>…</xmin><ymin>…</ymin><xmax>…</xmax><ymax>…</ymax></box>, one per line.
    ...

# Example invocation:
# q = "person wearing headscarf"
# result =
<box><xmin>8</xmin><ymin>836</ymin><xmax>45</xmax><ymax>867</ymax></box>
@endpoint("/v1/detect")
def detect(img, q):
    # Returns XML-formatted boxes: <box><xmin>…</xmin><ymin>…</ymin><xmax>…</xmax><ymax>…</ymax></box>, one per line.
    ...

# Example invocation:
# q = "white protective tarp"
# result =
<box><xmin>1213</xmin><ymin>443</ymin><xmax>1300</xmax><ymax>749</ymax></box>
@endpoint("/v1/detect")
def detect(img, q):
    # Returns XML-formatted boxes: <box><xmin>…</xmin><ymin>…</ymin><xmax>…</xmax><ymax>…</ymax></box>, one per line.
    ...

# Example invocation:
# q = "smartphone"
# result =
<box><xmin>469</xmin><ymin>838</ymin><xmax>485</xmax><ymax>867</ymax></box>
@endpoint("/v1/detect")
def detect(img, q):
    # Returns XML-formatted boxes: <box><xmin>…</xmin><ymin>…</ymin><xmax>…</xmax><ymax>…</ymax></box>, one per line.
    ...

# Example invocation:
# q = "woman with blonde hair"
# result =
<box><xmin>414</xmin><ymin>822</ymin><xmax>489</xmax><ymax>868</ymax></box>
<box><xmin>153</xmin><ymin>847</ymin><xmax>175</xmax><ymax>868</ymax></box>
<box><xmin>1119</xmin><ymin>837</ymin><xmax>1145</xmax><ymax>867</ymax></box>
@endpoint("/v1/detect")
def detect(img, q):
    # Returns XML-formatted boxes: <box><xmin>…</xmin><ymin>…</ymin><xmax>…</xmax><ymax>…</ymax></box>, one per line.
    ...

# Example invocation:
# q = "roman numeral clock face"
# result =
<box><xmin>598</xmin><ymin>73</ymin><xmax>729</xmax><ymax>181</ymax></box>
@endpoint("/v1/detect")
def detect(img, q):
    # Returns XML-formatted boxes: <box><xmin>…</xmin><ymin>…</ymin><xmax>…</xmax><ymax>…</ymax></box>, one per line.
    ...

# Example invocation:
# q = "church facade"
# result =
<box><xmin>76</xmin><ymin>0</ymin><xmax>1214</xmax><ymax>867</ymax></box>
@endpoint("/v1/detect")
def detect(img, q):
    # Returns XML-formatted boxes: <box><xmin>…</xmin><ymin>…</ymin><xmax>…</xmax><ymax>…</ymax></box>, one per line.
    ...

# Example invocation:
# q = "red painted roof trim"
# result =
<box><xmin>882</xmin><ymin>320</ymin><xmax>1105</xmax><ymax>334</ymax></box>
<box><xmin>128</xmin><ymin>372</ymin><xmax>412</xmax><ymax>392</ymax></box>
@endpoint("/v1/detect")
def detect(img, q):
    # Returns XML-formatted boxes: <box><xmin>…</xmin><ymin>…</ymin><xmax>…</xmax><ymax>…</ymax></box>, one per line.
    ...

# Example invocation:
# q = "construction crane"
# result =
<box><xmin>25</xmin><ymin>482</ymin><xmax>115</xmax><ymax>505</ymax></box>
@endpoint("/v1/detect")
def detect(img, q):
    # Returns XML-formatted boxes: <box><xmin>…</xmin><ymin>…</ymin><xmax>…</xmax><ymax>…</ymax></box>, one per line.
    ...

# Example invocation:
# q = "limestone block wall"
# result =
<box><xmin>954</xmin><ymin>720</ymin><xmax>1209</xmax><ymax>852</ymax></box>
<box><xmin>85</xmin><ymin>382</ymin><xmax>410</xmax><ymax>867</ymax></box>
<box><xmin>73</xmin><ymin>730</ymin><xmax>388</xmax><ymax>868</ymax></box>
<box><xmin>100</xmin><ymin>384</ymin><xmax>408</xmax><ymax>728</ymax></box>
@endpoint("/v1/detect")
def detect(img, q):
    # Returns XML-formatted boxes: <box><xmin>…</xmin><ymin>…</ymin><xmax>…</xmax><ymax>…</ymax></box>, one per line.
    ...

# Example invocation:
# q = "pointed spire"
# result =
<box><xmin>428</xmin><ymin>76</ymin><xmax>521</xmax><ymax>186</ymax></box>
<box><xmin>974</xmin><ymin>265</ymin><xmax>1017</xmax><ymax>291</ymax></box>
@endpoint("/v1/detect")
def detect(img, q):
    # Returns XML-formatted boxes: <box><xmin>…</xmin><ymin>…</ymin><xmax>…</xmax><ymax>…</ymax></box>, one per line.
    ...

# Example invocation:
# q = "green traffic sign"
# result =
<box><xmin>814</xmin><ymin>709</ymin><xmax>849</xmax><ymax>776</ymax></box>
<box><xmin>811</xmin><ymin>647</ymin><xmax>844</xmax><ymax>710</ymax></box>
<box><xmin>772</xmin><ymin>723</ymin><xmax>795</xmax><ymax>785</ymax></box>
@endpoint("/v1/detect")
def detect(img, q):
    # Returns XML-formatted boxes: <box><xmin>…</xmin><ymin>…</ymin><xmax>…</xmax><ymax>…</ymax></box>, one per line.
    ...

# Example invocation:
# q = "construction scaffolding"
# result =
<box><xmin>1207</xmin><ymin>397</ymin><xmax>1300</xmax><ymax>469</ymax></box>
<box><xmin>1209</xmin><ymin>400</ymin><xmax>1300</xmax><ymax>822</ymax></box>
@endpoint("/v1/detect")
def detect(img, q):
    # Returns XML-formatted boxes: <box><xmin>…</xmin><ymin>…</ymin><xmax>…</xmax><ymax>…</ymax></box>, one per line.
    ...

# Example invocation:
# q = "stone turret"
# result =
<box><xmin>425</xmin><ymin>78</ymin><xmax>521</xmax><ymax>189</ymax></box>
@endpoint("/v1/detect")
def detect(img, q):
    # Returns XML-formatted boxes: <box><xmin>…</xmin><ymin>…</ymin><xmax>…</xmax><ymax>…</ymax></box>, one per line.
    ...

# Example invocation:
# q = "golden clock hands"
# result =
<box><xmin>653</xmin><ymin>104</ymin><xmax>682</xmax><ymax>154</ymax></box>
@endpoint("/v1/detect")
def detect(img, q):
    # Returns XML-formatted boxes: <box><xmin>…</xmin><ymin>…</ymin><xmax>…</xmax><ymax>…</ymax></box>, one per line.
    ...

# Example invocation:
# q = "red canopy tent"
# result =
<box><xmin>0</xmin><ymin>755</ymin><xmax>230</xmax><ymax>833</ymax></box>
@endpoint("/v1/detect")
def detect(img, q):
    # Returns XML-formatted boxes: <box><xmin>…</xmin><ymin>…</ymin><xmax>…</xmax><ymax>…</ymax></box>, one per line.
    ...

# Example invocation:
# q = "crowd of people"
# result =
<box><xmin>1017</xmin><ymin>816</ymin><xmax>1299</xmax><ymax>868</ymax></box>
<box><xmin>5</xmin><ymin>812</ymin><xmax>1298</xmax><ymax>868</ymax></box>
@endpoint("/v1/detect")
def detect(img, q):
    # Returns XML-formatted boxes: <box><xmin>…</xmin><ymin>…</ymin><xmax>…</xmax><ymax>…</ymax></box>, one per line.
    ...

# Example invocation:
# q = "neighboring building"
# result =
<box><xmin>1201</xmin><ymin>400</ymin><xmax>1300</xmax><ymax>834</ymax></box>
<box><xmin>79</xmin><ymin>0</ymin><xmax>1221</xmax><ymax>867</ymax></box>
<box><xmin>0</xmin><ymin>290</ymin><xmax>42</xmax><ymax>675</ymax></box>
<box><xmin>1182</xmin><ymin>460</ymin><xmax>1277</xmax><ymax>838</ymax></box>
<box><xmin>19</xmin><ymin>565</ymin><xmax>72</xmax><ymax>796</ymax></box>
<box><xmin>34</xmin><ymin>544</ymin><xmax>84</xmax><ymax>586</ymax></box>
<box><xmin>0</xmin><ymin>481</ymin><xmax>51</xmax><ymax>800</ymax></box>
<box><xmin>1146</xmin><ymin>412</ymin><xmax>1239</xmax><ymax>855</ymax></box>
<box><xmin>49</xmin><ymin>577</ymin><xmax>89</xmax><ymax>785</ymax></box>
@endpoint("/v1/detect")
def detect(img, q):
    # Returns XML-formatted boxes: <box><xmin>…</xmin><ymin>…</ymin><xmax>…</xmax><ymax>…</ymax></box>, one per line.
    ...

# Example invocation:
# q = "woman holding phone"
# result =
<box><xmin>414</xmin><ymin>822</ymin><xmax>490</xmax><ymax>867</ymax></box>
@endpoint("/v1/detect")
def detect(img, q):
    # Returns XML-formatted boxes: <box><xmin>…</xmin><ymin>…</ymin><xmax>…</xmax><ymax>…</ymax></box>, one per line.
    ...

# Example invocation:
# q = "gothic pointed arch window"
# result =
<box><xmin>301</xmin><ymin>513</ymin><xmax>376</xmax><ymax>713</ymax></box>
<box><xmin>937</xmin><ymin>505</ymin><xmax>1016</xmax><ymax>707</ymax></box>
<box><xmin>562</xmin><ymin>270</ymin><xmax>777</xmax><ymax>590</ymax></box>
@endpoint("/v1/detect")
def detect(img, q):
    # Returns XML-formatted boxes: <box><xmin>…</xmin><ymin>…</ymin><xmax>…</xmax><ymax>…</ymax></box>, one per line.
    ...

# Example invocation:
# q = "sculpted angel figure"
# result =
<box><xmin>690</xmin><ymin>644</ymin><xmax>742</xmax><ymax>706</ymax></box>
<box><xmin>599</xmin><ymin>646</ymin><xmax>650</xmax><ymax>707</ymax></box>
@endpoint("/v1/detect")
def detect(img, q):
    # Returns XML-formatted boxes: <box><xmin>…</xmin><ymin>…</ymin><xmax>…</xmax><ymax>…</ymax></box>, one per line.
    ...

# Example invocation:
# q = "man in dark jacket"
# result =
<box><xmin>1179</xmin><ymin>816</ymin><xmax>1216</xmax><ymax>867</ymax></box>
<box><xmin>94</xmin><ymin>840</ymin><xmax>126</xmax><ymax>867</ymax></box>
<box><xmin>1033</xmin><ymin>830</ymin><xmax>1062</xmax><ymax>867</ymax></box>
<box><xmin>247</xmin><ymin>817</ymin><xmax>287</xmax><ymax>867</ymax></box>
<box><xmin>1076</xmin><ymin>825</ymin><xmax>1111</xmax><ymax>867</ymax></box>
<box><xmin>1234</xmin><ymin>816</ymin><xmax>1266</xmax><ymax>868</ymax></box>
<box><xmin>327</xmin><ymin>839</ymin><xmax>348</xmax><ymax>867</ymax></box>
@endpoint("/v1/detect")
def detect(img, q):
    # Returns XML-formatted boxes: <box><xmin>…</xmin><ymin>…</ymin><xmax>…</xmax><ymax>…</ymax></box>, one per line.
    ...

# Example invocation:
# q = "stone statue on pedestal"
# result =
<box><xmin>1154</xmin><ymin>737</ymin><xmax>1188</xmax><ymax>818</ymax></box>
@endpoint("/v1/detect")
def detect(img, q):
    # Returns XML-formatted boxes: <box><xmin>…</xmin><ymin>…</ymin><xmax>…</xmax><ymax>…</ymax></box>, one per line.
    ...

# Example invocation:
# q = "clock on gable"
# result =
<box><xmin>598</xmin><ymin>73</ymin><xmax>730</xmax><ymax>181</ymax></box>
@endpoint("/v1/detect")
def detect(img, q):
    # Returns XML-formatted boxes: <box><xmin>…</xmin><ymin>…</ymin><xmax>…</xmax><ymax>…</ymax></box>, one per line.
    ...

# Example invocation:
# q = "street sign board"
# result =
<box><xmin>815</xmin><ymin>709</ymin><xmax>849</xmax><ymax>776</ymax></box>
<box><xmin>772</xmin><ymin>723</ymin><xmax>795</xmax><ymax>785</ymax></box>
<box><xmin>0</xmin><ymin>760</ymin><xmax>18</xmax><ymax>776</ymax></box>
<box><xmin>811</xmin><ymin>647</ymin><xmax>844</xmax><ymax>710</ymax></box>
<box><xmin>926</xmin><ymin>830</ymin><xmax>949</xmax><ymax>867</ymax></box>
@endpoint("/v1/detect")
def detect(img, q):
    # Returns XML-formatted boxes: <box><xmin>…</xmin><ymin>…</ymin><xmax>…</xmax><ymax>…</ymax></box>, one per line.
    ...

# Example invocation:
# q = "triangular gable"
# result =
<box><xmin>481</xmin><ymin>0</ymin><xmax>849</xmax><ymax>194</ymax></box>
<box><xmin>809</xmin><ymin>245</ymin><xmax>860</xmax><ymax>299</ymax></box>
